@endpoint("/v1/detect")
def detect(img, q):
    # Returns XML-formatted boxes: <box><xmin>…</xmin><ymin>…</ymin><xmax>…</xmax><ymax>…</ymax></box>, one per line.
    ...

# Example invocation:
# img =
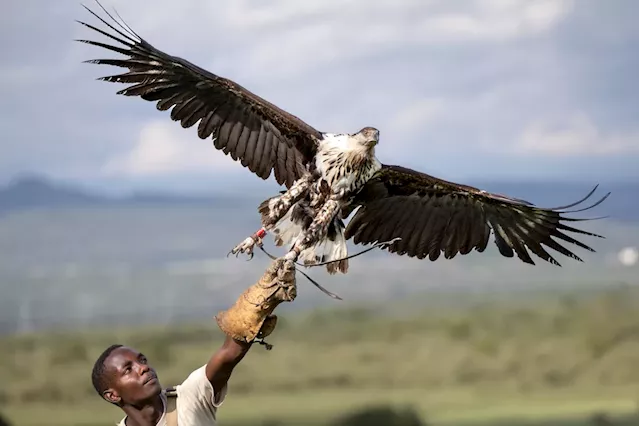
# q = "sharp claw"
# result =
<box><xmin>228</xmin><ymin>236</ymin><xmax>262</xmax><ymax>261</ymax></box>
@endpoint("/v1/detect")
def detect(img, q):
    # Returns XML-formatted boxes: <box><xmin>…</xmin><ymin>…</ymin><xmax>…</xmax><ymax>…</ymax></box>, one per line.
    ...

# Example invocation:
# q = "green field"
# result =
<box><xmin>1</xmin><ymin>284</ymin><xmax>637</xmax><ymax>426</ymax></box>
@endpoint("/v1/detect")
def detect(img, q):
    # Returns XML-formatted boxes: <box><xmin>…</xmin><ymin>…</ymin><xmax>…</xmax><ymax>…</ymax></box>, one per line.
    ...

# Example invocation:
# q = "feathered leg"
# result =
<box><xmin>283</xmin><ymin>199</ymin><xmax>341</xmax><ymax>263</ymax></box>
<box><xmin>228</xmin><ymin>174</ymin><xmax>314</xmax><ymax>259</ymax></box>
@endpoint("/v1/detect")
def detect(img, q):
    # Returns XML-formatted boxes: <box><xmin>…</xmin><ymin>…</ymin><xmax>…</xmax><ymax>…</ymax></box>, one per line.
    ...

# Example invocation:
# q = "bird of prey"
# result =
<box><xmin>77</xmin><ymin>3</ymin><xmax>609</xmax><ymax>283</ymax></box>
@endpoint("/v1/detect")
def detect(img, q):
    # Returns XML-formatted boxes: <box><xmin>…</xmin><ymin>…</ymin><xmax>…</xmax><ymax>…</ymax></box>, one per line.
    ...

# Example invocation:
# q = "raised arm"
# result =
<box><xmin>206</xmin><ymin>258</ymin><xmax>297</xmax><ymax>396</ymax></box>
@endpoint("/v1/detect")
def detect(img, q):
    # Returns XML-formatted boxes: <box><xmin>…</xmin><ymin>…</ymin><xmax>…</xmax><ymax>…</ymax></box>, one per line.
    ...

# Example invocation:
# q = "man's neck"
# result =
<box><xmin>122</xmin><ymin>393</ymin><xmax>165</xmax><ymax>426</ymax></box>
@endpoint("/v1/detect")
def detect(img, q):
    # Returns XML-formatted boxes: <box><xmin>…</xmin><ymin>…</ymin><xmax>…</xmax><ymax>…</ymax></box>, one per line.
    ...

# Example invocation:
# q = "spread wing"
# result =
<box><xmin>345</xmin><ymin>165</ymin><xmax>610</xmax><ymax>266</ymax></box>
<box><xmin>76</xmin><ymin>3</ymin><xmax>322</xmax><ymax>188</ymax></box>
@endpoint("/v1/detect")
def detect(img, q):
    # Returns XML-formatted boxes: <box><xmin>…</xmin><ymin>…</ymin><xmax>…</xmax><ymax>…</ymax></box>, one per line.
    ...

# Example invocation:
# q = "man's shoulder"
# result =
<box><xmin>175</xmin><ymin>364</ymin><xmax>227</xmax><ymax>411</ymax></box>
<box><xmin>182</xmin><ymin>365</ymin><xmax>208</xmax><ymax>382</ymax></box>
<box><xmin>176</xmin><ymin>364</ymin><xmax>208</xmax><ymax>392</ymax></box>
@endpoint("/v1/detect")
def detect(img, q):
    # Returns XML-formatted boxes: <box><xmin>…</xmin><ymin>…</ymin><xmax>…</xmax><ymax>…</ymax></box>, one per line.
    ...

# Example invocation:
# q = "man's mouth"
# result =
<box><xmin>143</xmin><ymin>374</ymin><xmax>157</xmax><ymax>385</ymax></box>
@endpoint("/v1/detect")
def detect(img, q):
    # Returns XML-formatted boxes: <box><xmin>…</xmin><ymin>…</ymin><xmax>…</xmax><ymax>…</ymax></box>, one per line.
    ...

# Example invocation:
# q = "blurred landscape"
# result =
<box><xmin>0</xmin><ymin>175</ymin><xmax>637</xmax><ymax>425</ymax></box>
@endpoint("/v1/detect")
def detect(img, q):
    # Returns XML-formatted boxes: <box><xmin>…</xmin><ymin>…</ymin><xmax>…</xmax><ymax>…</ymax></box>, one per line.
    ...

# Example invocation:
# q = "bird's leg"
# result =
<box><xmin>261</xmin><ymin>174</ymin><xmax>315</xmax><ymax>228</ymax></box>
<box><xmin>228</xmin><ymin>228</ymin><xmax>267</xmax><ymax>260</ymax></box>
<box><xmin>229</xmin><ymin>174</ymin><xmax>314</xmax><ymax>259</ymax></box>
<box><xmin>284</xmin><ymin>199</ymin><xmax>341</xmax><ymax>263</ymax></box>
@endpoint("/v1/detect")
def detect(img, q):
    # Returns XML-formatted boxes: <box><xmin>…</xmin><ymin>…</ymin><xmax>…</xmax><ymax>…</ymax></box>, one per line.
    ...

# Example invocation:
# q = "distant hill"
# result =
<box><xmin>0</xmin><ymin>175</ymin><xmax>105</xmax><ymax>210</ymax></box>
<box><xmin>0</xmin><ymin>174</ymin><xmax>257</xmax><ymax>212</ymax></box>
<box><xmin>0</xmin><ymin>174</ymin><xmax>636</xmax><ymax>222</ymax></box>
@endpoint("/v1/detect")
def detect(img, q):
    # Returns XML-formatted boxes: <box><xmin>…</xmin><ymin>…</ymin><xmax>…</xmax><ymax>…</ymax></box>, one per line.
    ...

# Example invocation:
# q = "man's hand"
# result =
<box><xmin>215</xmin><ymin>257</ymin><xmax>297</xmax><ymax>344</ymax></box>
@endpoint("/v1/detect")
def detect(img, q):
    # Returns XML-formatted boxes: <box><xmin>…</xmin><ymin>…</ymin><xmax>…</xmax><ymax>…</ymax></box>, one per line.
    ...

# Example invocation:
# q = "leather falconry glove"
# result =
<box><xmin>215</xmin><ymin>258</ymin><xmax>297</xmax><ymax>349</ymax></box>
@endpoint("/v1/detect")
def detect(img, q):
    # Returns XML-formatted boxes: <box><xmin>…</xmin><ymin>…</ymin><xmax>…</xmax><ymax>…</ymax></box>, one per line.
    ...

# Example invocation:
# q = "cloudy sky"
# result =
<box><xmin>2</xmin><ymin>0</ymin><xmax>638</xmax><ymax>194</ymax></box>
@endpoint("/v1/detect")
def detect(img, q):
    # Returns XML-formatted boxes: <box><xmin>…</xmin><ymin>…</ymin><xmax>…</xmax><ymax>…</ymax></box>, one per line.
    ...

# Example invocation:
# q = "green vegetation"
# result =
<box><xmin>1</xmin><ymin>284</ymin><xmax>637</xmax><ymax>426</ymax></box>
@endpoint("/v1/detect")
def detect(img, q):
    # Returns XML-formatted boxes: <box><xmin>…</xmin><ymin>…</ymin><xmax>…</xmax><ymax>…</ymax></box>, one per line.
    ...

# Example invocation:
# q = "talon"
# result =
<box><xmin>229</xmin><ymin>235</ymin><xmax>263</xmax><ymax>260</ymax></box>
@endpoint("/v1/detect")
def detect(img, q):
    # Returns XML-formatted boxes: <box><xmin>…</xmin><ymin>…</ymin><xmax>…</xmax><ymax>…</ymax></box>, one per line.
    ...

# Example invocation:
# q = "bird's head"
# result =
<box><xmin>353</xmin><ymin>127</ymin><xmax>380</xmax><ymax>149</ymax></box>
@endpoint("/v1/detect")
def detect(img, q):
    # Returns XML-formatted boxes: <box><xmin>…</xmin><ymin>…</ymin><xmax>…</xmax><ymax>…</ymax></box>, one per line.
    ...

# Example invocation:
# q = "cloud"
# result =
<box><xmin>389</xmin><ymin>98</ymin><xmax>449</xmax><ymax>133</ymax></box>
<box><xmin>0</xmin><ymin>0</ymin><xmax>637</xmax><ymax>189</ymax></box>
<box><xmin>415</xmin><ymin>0</ymin><xmax>574</xmax><ymax>41</ymax></box>
<box><xmin>515</xmin><ymin>112</ymin><xmax>639</xmax><ymax>156</ymax></box>
<box><xmin>212</xmin><ymin>0</ymin><xmax>576</xmax><ymax>77</ymax></box>
<box><xmin>71</xmin><ymin>0</ymin><xmax>574</xmax><ymax>80</ymax></box>
<box><xmin>101</xmin><ymin>120</ymin><xmax>246</xmax><ymax>177</ymax></box>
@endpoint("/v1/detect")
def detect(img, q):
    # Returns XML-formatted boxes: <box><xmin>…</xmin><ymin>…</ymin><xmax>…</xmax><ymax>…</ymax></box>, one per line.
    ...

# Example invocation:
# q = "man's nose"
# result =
<box><xmin>137</xmin><ymin>362</ymin><xmax>150</xmax><ymax>375</ymax></box>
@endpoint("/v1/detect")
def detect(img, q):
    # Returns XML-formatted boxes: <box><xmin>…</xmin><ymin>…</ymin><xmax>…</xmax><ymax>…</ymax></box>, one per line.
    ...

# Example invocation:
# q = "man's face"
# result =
<box><xmin>102</xmin><ymin>346</ymin><xmax>162</xmax><ymax>406</ymax></box>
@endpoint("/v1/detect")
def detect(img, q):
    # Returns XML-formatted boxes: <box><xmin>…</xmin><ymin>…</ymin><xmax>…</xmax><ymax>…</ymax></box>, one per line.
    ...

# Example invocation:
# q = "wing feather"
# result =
<box><xmin>345</xmin><ymin>165</ymin><xmax>609</xmax><ymax>266</ymax></box>
<box><xmin>77</xmin><ymin>3</ymin><xmax>321</xmax><ymax>188</ymax></box>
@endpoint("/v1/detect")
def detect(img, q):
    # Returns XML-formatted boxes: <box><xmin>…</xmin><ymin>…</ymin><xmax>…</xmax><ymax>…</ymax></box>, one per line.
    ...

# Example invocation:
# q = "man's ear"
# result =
<box><xmin>103</xmin><ymin>388</ymin><xmax>121</xmax><ymax>405</ymax></box>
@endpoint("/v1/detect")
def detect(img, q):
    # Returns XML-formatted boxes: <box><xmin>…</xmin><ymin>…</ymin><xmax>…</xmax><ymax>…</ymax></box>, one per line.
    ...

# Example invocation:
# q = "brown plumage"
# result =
<box><xmin>345</xmin><ymin>165</ymin><xmax>608</xmax><ymax>266</ymax></box>
<box><xmin>76</xmin><ymin>3</ymin><xmax>321</xmax><ymax>189</ymax></box>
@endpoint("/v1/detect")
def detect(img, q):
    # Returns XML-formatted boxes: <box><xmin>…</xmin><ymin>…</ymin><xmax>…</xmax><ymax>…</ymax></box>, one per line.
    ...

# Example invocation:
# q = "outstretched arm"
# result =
<box><xmin>206</xmin><ymin>336</ymin><xmax>252</xmax><ymax>397</ymax></box>
<box><xmin>205</xmin><ymin>258</ymin><xmax>297</xmax><ymax>396</ymax></box>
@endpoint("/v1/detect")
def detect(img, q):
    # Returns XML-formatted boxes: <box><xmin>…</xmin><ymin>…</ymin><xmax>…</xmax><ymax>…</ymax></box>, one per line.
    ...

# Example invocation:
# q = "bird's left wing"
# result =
<box><xmin>344</xmin><ymin>165</ymin><xmax>609</xmax><ymax>266</ymax></box>
<box><xmin>76</xmin><ymin>3</ymin><xmax>323</xmax><ymax>189</ymax></box>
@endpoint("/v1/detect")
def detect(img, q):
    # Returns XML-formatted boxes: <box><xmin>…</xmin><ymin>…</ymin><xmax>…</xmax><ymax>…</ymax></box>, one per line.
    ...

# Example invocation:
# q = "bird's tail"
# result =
<box><xmin>300</xmin><ymin>219</ymin><xmax>349</xmax><ymax>275</ymax></box>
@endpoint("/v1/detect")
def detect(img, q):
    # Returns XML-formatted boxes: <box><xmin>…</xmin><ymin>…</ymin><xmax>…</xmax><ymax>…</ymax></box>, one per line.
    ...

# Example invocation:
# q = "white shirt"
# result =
<box><xmin>117</xmin><ymin>365</ymin><xmax>227</xmax><ymax>426</ymax></box>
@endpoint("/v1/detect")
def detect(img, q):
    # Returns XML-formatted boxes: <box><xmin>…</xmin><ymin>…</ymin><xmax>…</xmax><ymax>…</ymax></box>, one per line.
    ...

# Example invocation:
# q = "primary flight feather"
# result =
<box><xmin>77</xmin><ymin>2</ymin><xmax>609</xmax><ymax>282</ymax></box>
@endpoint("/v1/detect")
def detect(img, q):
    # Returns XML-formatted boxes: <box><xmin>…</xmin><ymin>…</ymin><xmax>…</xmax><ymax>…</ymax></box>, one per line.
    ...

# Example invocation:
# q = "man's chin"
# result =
<box><xmin>150</xmin><ymin>381</ymin><xmax>163</xmax><ymax>394</ymax></box>
<box><xmin>142</xmin><ymin>379</ymin><xmax>163</xmax><ymax>396</ymax></box>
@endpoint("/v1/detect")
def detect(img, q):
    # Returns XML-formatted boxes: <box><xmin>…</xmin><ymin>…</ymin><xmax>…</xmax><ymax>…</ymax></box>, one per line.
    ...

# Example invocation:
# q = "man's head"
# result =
<box><xmin>91</xmin><ymin>344</ymin><xmax>162</xmax><ymax>406</ymax></box>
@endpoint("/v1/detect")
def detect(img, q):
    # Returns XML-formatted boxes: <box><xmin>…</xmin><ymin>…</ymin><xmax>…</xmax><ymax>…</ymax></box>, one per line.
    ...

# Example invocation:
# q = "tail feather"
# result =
<box><xmin>272</xmin><ymin>210</ymin><xmax>349</xmax><ymax>274</ymax></box>
<box><xmin>323</xmin><ymin>225</ymin><xmax>349</xmax><ymax>274</ymax></box>
<box><xmin>299</xmin><ymin>228</ymin><xmax>349</xmax><ymax>274</ymax></box>
<box><xmin>272</xmin><ymin>208</ymin><xmax>304</xmax><ymax>247</ymax></box>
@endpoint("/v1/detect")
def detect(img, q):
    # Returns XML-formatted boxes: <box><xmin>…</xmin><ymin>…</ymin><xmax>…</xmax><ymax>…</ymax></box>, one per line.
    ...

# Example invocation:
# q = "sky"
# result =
<box><xmin>1</xmin><ymin>0</ymin><xmax>638</xmax><ymax>195</ymax></box>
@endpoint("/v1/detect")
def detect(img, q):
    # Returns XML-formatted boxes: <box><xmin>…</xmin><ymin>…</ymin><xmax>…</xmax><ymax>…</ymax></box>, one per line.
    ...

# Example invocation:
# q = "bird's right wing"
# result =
<box><xmin>77</xmin><ymin>2</ymin><xmax>323</xmax><ymax>188</ymax></box>
<box><xmin>345</xmin><ymin>164</ymin><xmax>610</xmax><ymax>266</ymax></box>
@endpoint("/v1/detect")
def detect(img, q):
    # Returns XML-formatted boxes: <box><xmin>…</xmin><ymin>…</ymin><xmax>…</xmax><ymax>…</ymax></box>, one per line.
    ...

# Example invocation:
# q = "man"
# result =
<box><xmin>90</xmin><ymin>258</ymin><xmax>297</xmax><ymax>426</ymax></box>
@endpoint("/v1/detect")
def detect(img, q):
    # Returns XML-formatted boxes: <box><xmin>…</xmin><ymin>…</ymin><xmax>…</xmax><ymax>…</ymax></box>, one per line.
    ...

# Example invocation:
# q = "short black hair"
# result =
<box><xmin>91</xmin><ymin>344</ymin><xmax>123</xmax><ymax>398</ymax></box>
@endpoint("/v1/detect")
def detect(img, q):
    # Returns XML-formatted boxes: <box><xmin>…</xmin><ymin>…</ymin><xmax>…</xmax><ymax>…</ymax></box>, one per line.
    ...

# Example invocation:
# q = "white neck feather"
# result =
<box><xmin>314</xmin><ymin>133</ymin><xmax>381</xmax><ymax>194</ymax></box>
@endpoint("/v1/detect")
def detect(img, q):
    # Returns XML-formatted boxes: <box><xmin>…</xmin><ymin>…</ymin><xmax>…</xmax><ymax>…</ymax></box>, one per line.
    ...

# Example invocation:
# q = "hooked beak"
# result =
<box><xmin>367</xmin><ymin>140</ymin><xmax>378</xmax><ymax>148</ymax></box>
